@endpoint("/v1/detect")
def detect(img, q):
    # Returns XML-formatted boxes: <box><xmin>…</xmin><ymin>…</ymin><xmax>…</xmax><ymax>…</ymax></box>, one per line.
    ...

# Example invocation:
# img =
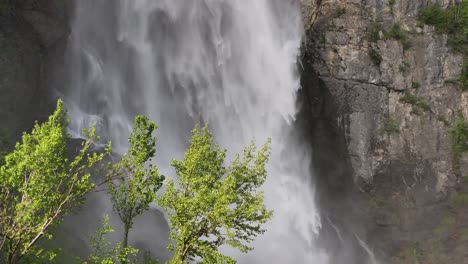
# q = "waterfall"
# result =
<box><xmin>64</xmin><ymin>0</ymin><xmax>329</xmax><ymax>262</ymax></box>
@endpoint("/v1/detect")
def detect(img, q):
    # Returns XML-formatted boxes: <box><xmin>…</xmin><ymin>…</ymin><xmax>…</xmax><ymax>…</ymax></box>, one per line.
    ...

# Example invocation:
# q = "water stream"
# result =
<box><xmin>64</xmin><ymin>1</ymin><xmax>329</xmax><ymax>262</ymax></box>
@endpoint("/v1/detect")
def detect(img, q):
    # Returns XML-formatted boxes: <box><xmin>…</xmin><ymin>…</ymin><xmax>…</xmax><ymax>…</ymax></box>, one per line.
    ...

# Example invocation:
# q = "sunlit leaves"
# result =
<box><xmin>159</xmin><ymin>126</ymin><xmax>272</xmax><ymax>264</ymax></box>
<box><xmin>0</xmin><ymin>99</ymin><xmax>110</xmax><ymax>263</ymax></box>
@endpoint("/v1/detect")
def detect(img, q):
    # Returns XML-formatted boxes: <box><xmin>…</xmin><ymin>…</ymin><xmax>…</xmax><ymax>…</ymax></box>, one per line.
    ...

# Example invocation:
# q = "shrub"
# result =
<box><xmin>399</xmin><ymin>61</ymin><xmax>411</xmax><ymax>75</ymax></box>
<box><xmin>368</xmin><ymin>22</ymin><xmax>383</xmax><ymax>42</ymax></box>
<box><xmin>419</xmin><ymin>2</ymin><xmax>468</xmax><ymax>90</ymax></box>
<box><xmin>384</xmin><ymin>24</ymin><xmax>412</xmax><ymax>50</ymax></box>
<box><xmin>412</xmin><ymin>81</ymin><xmax>421</xmax><ymax>89</ymax></box>
<box><xmin>382</xmin><ymin>118</ymin><xmax>400</xmax><ymax>135</ymax></box>
<box><xmin>460</xmin><ymin>62</ymin><xmax>468</xmax><ymax>91</ymax></box>
<box><xmin>369</xmin><ymin>48</ymin><xmax>383</xmax><ymax>65</ymax></box>
<box><xmin>399</xmin><ymin>91</ymin><xmax>431</xmax><ymax>112</ymax></box>
<box><xmin>437</xmin><ymin>115</ymin><xmax>450</xmax><ymax>126</ymax></box>
<box><xmin>336</xmin><ymin>6</ymin><xmax>346</xmax><ymax>17</ymax></box>
<box><xmin>449</xmin><ymin>112</ymin><xmax>468</xmax><ymax>155</ymax></box>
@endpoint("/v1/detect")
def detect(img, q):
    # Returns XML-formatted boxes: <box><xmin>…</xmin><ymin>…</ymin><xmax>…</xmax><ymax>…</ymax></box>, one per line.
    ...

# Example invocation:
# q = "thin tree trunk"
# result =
<box><xmin>121</xmin><ymin>223</ymin><xmax>130</xmax><ymax>264</ymax></box>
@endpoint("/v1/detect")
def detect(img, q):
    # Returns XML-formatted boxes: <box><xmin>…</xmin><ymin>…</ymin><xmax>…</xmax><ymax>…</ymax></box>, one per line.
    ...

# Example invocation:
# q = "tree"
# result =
<box><xmin>85</xmin><ymin>215</ymin><xmax>138</xmax><ymax>264</ymax></box>
<box><xmin>158</xmin><ymin>126</ymin><xmax>273</xmax><ymax>264</ymax></box>
<box><xmin>106</xmin><ymin>115</ymin><xmax>164</xmax><ymax>263</ymax></box>
<box><xmin>0</xmin><ymin>99</ymin><xmax>111</xmax><ymax>264</ymax></box>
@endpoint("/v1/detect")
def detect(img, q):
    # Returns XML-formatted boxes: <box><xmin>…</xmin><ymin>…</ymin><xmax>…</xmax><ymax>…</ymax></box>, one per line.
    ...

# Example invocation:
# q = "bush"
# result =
<box><xmin>336</xmin><ymin>6</ymin><xmax>346</xmax><ymax>17</ymax></box>
<box><xmin>369</xmin><ymin>48</ymin><xmax>382</xmax><ymax>65</ymax></box>
<box><xmin>399</xmin><ymin>91</ymin><xmax>431</xmax><ymax>112</ymax></box>
<box><xmin>399</xmin><ymin>61</ymin><xmax>411</xmax><ymax>75</ymax></box>
<box><xmin>460</xmin><ymin>62</ymin><xmax>468</xmax><ymax>91</ymax></box>
<box><xmin>382</xmin><ymin>118</ymin><xmax>400</xmax><ymax>135</ymax></box>
<box><xmin>419</xmin><ymin>2</ymin><xmax>468</xmax><ymax>90</ymax></box>
<box><xmin>384</xmin><ymin>24</ymin><xmax>412</xmax><ymax>50</ymax></box>
<box><xmin>449</xmin><ymin>112</ymin><xmax>468</xmax><ymax>155</ymax></box>
<box><xmin>368</xmin><ymin>22</ymin><xmax>383</xmax><ymax>42</ymax></box>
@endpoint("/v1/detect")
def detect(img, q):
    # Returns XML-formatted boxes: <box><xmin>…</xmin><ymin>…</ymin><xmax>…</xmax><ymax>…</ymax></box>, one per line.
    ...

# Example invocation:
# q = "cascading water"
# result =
<box><xmin>64</xmin><ymin>0</ymin><xmax>329</xmax><ymax>262</ymax></box>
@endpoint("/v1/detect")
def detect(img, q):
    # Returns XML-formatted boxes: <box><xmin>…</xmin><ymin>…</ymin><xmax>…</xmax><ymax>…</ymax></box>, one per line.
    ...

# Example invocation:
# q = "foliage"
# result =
<box><xmin>437</xmin><ymin>115</ymin><xmax>450</xmax><ymax>126</ymax></box>
<box><xmin>369</xmin><ymin>48</ymin><xmax>382</xmax><ymax>65</ymax></box>
<box><xmin>382</xmin><ymin>118</ymin><xmax>400</xmax><ymax>135</ymax></box>
<box><xmin>460</xmin><ymin>62</ymin><xmax>468</xmax><ymax>91</ymax></box>
<box><xmin>85</xmin><ymin>215</ymin><xmax>139</xmax><ymax>264</ymax></box>
<box><xmin>368</xmin><ymin>22</ymin><xmax>383</xmax><ymax>43</ymax></box>
<box><xmin>159</xmin><ymin>126</ymin><xmax>273</xmax><ymax>264</ymax></box>
<box><xmin>384</xmin><ymin>24</ymin><xmax>412</xmax><ymax>50</ymax></box>
<box><xmin>389</xmin><ymin>0</ymin><xmax>396</xmax><ymax>13</ymax></box>
<box><xmin>107</xmin><ymin>115</ymin><xmax>164</xmax><ymax>262</ymax></box>
<box><xmin>433</xmin><ymin>215</ymin><xmax>457</xmax><ymax>235</ymax></box>
<box><xmin>411</xmin><ymin>81</ymin><xmax>421</xmax><ymax>89</ymax></box>
<box><xmin>449</xmin><ymin>112</ymin><xmax>468</xmax><ymax>155</ymax></box>
<box><xmin>335</xmin><ymin>6</ymin><xmax>346</xmax><ymax>17</ymax></box>
<box><xmin>419</xmin><ymin>3</ymin><xmax>468</xmax><ymax>34</ymax></box>
<box><xmin>399</xmin><ymin>91</ymin><xmax>431</xmax><ymax>112</ymax></box>
<box><xmin>398</xmin><ymin>246</ymin><xmax>423</xmax><ymax>264</ymax></box>
<box><xmin>419</xmin><ymin>1</ymin><xmax>468</xmax><ymax>90</ymax></box>
<box><xmin>399</xmin><ymin>61</ymin><xmax>411</xmax><ymax>76</ymax></box>
<box><xmin>0</xmin><ymin>99</ymin><xmax>111</xmax><ymax>264</ymax></box>
<box><xmin>451</xmin><ymin>192</ymin><xmax>468</xmax><ymax>206</ymax></box>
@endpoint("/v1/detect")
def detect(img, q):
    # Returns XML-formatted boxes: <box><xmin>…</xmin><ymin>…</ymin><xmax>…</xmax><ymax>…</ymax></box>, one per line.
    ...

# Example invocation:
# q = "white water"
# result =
<box><xmin>64</xmin><ymin>1</ymin><xmax>329</xmax><ymax>262</ymax></box>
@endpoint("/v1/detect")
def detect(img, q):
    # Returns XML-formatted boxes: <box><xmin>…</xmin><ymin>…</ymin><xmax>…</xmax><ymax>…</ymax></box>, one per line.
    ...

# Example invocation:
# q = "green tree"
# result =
<box><xmin>159</xmin><ymin>126</ymin><xmax>273</xmax><ymax>264</ymax></box>
<box><xmin>106</xmin><ymin>115</ymin><xmax>164</xmax><ymax>263</ymax></box>
<box><xmin>0</xmin><ymin>99</ymin><xmax>111</xmax><ymax>264</ymax></box>
<box><xmin>85</xmin><ymin>215</ymin><xmax>138</xmax><ymax>264</ymax></box>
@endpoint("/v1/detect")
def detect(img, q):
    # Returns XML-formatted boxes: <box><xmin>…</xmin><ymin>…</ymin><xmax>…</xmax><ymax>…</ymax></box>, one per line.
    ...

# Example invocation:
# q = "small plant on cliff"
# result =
<box><xmin>335</xmin><ymin>6</ymin><xmax>346</xmax><ymax>17</ymax></box>
<box><xmin>419</xmin><ymin>1</ymin><xmax>468</xmax><ymax>90</ymax></box>
<box><xmin>389</xmin><ymin>0</ymin><xmax>396</xmax><ymax>13</ymax></box>
<box><xmin>412</xmin><ymin>81</ymin><xmax>421</xmax><ymax>89</ymax></box>
<box><xmin>368</xmin><ymin>22</ymin><xmax>383</xmax><ymax>43</ymax></box>
<box><xmin>399</xmin><ymin>61</ymin><xmax>411</xmax><ymax>76</ymax></box>
<box><xmin>399</xmin><ymin>91</ymin><xmax>431</xmax><ymax>113</ymax></box>
<box><xmin>449</xmin><ymin>112</ymin><xmax>468</xmax><ymax>155</ymax></box>
<box><xmin>382</xmin><ymin>118</ymin><xmax>401</xmax><ymax>135</ymax></box>
<box><xmin>369</xmin><ymin>48</ymin><xmax>383</xmax><ymax>65</ymax></box>
<box><xmin>384</xmin><ymin>23</ymin><xmax>412</xmax><ymax>50</ymax></box>
<box><xmin>159</xmin><ymin>126</ymin><xmax>273</xmax><ymax>264</ymax></box>
<box><xmin>0</xmin><ymin>100</ymin><xmax>111</xmax><ymax>264</ymax></box>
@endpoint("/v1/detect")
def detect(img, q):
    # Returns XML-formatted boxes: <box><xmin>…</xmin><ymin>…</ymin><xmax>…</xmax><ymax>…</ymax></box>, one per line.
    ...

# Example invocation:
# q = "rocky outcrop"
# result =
<box><xmin>0</xmin><ymin>0</ymin><xmax>69</xmax><ymax>136</ymax></box>
<box><xmin>301</xmin><ymin>0</ymin><xmax>468</xmax><ymax>262</ymax></box>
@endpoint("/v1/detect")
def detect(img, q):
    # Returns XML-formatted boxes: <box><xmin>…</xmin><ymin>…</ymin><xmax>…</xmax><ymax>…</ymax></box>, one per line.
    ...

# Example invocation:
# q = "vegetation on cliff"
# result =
<box><xmin>419</xmin><ymin>0</ymin><xmax>468</xmax><ymax>90</ymax></box>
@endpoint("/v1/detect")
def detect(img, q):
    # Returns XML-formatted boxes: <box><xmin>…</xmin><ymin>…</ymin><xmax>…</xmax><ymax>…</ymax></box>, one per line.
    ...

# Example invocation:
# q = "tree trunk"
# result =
<box><xmin>121</xmin><ymin>223</ymin><xmax>130</xmax><ymax>264</ymax></box>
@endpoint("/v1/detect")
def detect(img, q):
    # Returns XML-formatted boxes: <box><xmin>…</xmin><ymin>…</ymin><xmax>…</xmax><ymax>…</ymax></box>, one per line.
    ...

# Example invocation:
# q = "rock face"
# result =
<box><xmin>301</xmin><ymin>0</ymin><xmax>468</xmax><ymax>263</ymax></box>
<box><xmin>0</xmin><ymin>0</ymin><xmax>69</xmax><ymax>137</ymax></box>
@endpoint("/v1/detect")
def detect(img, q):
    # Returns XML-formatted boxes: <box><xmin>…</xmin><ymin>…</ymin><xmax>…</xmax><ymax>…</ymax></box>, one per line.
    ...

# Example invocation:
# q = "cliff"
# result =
<box><xmin>0</xmin><ymin>0</ymin><xmax>69</xmax><ymax>136</ymax></box>
<box><xmin>301</xmin><ymin>0</ymin><xmax>468</xmax><ymax>262</ymax></box>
